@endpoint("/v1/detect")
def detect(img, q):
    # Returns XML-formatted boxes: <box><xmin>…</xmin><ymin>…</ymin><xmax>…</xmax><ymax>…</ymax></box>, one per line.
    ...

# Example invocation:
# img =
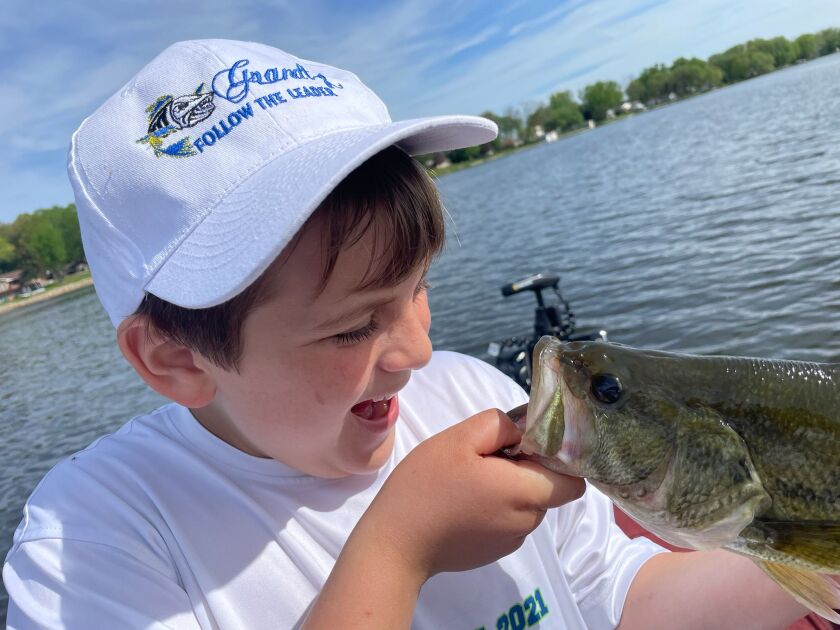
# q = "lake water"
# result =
<box><xmin>2</xmin><ymin>54</ymin><xmax>840</xmax><ymax>620</ymax></box>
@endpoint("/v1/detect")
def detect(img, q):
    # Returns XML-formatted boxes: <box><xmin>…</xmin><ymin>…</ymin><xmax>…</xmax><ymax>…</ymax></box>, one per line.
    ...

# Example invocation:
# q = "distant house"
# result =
<box><xmin>0</xmin><ymin>270</ymin><xmax>22</xmax><ymax>301</ymax></box>
<box><xmin>65</xmin><ymin>261</ymin><xmax>88</xmax><ymax>275</ymax></box>
<box><xmin>17</xmin><ymin>281</ymin><xmax>45</xmax><ymax>298</ymax></box>
<box><xmin>619</xmin><ymin>101</ymin><xmax>647</xmax><ymax>113</ymax></box>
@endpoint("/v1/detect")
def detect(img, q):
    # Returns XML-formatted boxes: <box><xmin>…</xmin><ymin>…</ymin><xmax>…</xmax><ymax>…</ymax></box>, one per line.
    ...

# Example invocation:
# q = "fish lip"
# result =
<box><xmin>529</xmin><ymin>338</ymin><xmax>590</xmax><ymax>423</ymax></box>
<box><xmin>559</xmin><ymin>354</ymin><xmax>582</xmax><ymax>370</ymax></box>
<box><xmin>527</xmin><ymin>337</ymin><xmax>563</xmax><ymax>440</ymax></box>
<box><xmin>511</xmin><ymin>336</ymin><xmax>565</xmax><ymax>457</ymax></box>
<box><xmin>518</xmin><ymin>337</ymin><xmax>598</xmax><ymax>472</ymax></box>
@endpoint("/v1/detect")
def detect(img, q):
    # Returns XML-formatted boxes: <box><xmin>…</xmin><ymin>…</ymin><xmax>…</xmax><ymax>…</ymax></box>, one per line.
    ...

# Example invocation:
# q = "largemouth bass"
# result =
<box><xmin>512</xmin><ymin>336</ymin><xmax>840</xmax><ymax>621</ymax></box>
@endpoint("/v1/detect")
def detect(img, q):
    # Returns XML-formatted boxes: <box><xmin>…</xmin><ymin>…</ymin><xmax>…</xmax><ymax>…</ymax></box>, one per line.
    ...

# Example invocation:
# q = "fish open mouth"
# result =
<box><xmin>512</xmin><ymin>337</ymin><xmax>594</xmax><ymax>476</ymax></box>
<box><xmin>528</xmin><ymin>338</ymin><xmax>564</xmax><ymax>435</ymax></box>
<box><xmin>511</xmin><ymin>336</ymin><xmax>565</xmax><ymax>458</ymax></box>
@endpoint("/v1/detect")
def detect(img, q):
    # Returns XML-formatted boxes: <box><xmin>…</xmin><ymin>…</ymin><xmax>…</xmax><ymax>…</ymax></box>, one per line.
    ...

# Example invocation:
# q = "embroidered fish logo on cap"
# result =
<box><xmin>137</xmin><ymin>84</ymin><xmax>215</xmax><ymax>158</ymax></box>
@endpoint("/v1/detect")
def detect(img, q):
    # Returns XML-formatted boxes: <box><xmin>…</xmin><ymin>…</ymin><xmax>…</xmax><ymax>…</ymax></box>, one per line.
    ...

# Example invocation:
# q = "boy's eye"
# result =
<box><xmin>331</xmin><ymin>279</ymin><xmax>427</xmax><ymax>345</ymax></box>
<box><xmin>333</xmin><ymin>318</ymin><xmax>380</xmax><ymax>345</ymax></box>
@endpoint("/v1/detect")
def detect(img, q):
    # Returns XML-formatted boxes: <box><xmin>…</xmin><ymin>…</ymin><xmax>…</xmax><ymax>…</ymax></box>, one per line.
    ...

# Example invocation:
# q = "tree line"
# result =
<box><xmin>4</xmin><ymin>28</ymin><xmax>840</xmax><ymax>280</ymax></box>
<box><xmin>420</xmin><ymin>27</ymin><xmax>840</xmax><ymax>165</ymax></box>
<box><xmin>0</xmin><ymin>204</ymin><xmax>84</xmax><ymax>282</ymax></box>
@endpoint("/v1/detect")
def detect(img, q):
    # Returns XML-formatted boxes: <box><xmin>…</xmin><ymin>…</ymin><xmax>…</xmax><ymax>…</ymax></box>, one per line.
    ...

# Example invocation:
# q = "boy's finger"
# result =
<box><xmin>458</xmin><ymin>408</ymin><xmax>523</xmax><ymax>454</ymax></box>
<box><xmin>512</xmin><ymin>459</ymin><xmax>587</xmax><ymax>508</ymax></box>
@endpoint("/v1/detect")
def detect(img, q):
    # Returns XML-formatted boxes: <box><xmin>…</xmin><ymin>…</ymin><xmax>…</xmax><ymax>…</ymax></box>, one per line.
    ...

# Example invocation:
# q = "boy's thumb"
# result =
<box><xmin>459</xmin><ymin>408</ymin><xmax>523</xmax><ymax>455</ymax></box>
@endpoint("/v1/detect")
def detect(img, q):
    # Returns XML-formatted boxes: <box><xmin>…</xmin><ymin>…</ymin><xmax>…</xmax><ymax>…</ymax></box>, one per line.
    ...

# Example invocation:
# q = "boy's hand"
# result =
<box><xmin>304</xmin><ymin>409</ymin><xmax>585</xmax><ymax>629</ymax></box>
<box><xmin>357</xmin><ymin>408</ymin><xmax>586</xmax><ymax>581</ymax></box>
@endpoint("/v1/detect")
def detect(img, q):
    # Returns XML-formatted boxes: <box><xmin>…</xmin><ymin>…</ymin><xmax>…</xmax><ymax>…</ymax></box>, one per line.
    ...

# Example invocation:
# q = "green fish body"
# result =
<box><xmin>514</xmin><ymin>337</ymin><xmax>840</xmax><ymax>621</ymax></box>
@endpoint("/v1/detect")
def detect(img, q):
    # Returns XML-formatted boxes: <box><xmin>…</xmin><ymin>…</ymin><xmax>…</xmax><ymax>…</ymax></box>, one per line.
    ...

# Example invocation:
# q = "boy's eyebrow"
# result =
<box><xmin>313</xmin><ymin>296</ymin><xmax>395</xmax><ymax>331</ymax></box>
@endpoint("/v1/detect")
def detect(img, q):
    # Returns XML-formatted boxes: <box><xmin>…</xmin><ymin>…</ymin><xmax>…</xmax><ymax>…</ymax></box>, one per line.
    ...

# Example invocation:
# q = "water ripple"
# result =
<box><xmin>3</xmin><ymin>54</ymin><xmax>840</xmax><ymax>620</ymax></box>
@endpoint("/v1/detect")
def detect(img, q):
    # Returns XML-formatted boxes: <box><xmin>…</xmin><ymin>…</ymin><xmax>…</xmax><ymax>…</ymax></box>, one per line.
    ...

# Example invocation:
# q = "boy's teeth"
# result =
<box><xmin>351</xmin><ymin>397</ymin><xmax>391</xmax><ymax>420</ymax></box>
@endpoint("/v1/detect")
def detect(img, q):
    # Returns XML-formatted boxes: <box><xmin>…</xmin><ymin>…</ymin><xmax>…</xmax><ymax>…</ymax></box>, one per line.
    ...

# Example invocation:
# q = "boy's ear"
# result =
<box><xmin>117</xmin><ymin>315</ymin><xmax>216</xmax><ymax>408</ymax></box>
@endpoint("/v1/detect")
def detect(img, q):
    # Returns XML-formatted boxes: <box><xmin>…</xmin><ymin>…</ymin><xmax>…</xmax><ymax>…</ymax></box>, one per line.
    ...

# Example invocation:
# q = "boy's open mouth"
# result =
<box><xmin>351</xmin><ymin>396</ymin><xmax>394</xmax><ymax>420</ymax></box>
<box><xmin>350</xmin><ymin>395</ymin><xmax>399</xmax><ymax>432</ymax></box>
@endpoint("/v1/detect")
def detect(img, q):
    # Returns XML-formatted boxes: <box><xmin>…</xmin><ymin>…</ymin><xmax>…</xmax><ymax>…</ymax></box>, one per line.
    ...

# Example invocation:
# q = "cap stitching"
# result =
<box><xmin>191</xmin><ymin>40</ymin><xmax>298</xmax><ymax>144</ymax></box>
<box><xmin>143</xmin><ymin>122</ymin><xmax>388</xmax><ymax>284</ymax></box>
<box><xmin>144</xmin><ymin>117</ymin><xmax>495</xmax><ymax>302</ymax></box>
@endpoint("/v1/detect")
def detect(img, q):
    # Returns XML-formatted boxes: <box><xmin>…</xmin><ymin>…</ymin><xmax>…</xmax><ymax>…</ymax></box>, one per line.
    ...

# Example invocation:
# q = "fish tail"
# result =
<box><xmin>755</xmin><ymin>560</ymin><xmax>840</xmax><ymax>623</ymax></box>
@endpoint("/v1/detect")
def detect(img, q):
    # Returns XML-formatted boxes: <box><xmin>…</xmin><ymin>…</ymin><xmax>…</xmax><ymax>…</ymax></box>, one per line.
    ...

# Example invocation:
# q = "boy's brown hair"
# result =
<box><xmin>133</xmin><ymin>146</ymin><xmax>445</xmax><ymax>371</ymax></box>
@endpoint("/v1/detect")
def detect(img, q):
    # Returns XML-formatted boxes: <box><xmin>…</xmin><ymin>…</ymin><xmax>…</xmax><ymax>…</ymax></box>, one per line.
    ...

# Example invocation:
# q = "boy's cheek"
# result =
<box><xmin>330</xmin><ymin>356</ymin><xmax>370</xmax><ymax>385</ymax></box>
<box><xmin>420</xmin><ymin>310</ymin><xmax>432</xmax><ymax>333</ymax></box>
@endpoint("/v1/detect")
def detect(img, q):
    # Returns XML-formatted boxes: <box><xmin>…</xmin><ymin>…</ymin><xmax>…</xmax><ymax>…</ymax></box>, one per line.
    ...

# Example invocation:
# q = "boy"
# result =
<box><xmin>3</xmin><ymin>39</ymin><xmax>812</xmax><ymax>629</ymax></box>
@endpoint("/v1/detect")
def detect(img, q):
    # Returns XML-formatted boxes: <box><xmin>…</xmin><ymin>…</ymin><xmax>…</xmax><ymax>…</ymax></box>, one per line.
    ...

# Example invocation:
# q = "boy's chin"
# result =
<box><xmin>338</xmin><ymin>426</ymin><xmax>397</xmax><ymax>476</ymax></box>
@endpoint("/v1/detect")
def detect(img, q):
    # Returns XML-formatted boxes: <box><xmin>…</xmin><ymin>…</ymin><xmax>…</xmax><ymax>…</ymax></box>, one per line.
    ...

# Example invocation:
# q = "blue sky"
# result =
<box><xmin>2</xmin><ymin>0</ymin><xmax>840</xmax><ymax>223</ymax></box>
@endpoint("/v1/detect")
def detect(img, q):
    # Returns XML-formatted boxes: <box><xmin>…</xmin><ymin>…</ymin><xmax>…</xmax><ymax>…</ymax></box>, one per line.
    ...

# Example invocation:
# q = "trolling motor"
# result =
<box><xmin>488</xmin><ymin>273</ymin><xmax>607</xmax><ymax>392</ymax></box>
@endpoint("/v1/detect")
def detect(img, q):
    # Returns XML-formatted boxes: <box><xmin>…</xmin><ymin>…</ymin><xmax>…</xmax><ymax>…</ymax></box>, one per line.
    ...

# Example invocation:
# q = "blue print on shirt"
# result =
<box><xmin>473</xmin><ymin>587</ymin><xmax>550</xmax><ymax>630</ymax></box>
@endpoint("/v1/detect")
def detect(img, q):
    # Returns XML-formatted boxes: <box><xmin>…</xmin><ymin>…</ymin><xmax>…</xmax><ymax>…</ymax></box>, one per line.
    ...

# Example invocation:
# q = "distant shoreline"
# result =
<box><xmin>432</xmin><ymin>52</ymin><xmax>840</xmax><ymax>178</ymax></box>
<box><xmin>1</xmin><ymin>53</ymin><xmax>834</xmax><ymax>320</ymax></box>
<box><xmin>0</xmin><ymin>277</ymin><xmax>93</xmax><ymax>317</ymax></box>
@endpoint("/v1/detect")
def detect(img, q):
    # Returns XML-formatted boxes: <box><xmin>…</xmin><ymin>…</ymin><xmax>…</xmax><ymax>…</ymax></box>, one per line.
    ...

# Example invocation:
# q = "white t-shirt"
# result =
<box><xmin>4</xmin><ymin>351</ymin><xmax>665</xmax><ymax>629</ymax></box>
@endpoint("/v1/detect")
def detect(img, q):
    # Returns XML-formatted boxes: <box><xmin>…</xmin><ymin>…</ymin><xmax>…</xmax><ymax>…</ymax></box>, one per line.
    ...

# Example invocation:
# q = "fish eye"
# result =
<box><xmin>590</xmin><ymin>373</ymin><xmax>623</xmax><ymax>405</ymax></box>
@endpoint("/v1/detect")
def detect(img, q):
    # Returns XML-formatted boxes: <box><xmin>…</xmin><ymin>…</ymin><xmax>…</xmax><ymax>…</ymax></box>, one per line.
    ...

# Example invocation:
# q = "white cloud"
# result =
<box><xmin>449</xmin><ymin>26</ymin><xmax>501</xmax><ymax>56</ymax></box>
<box><xmin>507</xmin><ymin>0</ymin><xmax>589</xmax><ymax>37</ymax></box>
<box><xmin>2</xmin><ymin>0</ymin><xmax>840</xmax><ymax>222</ymax></box>
<box><xmin>390</xmin><ymin>0</ymin><xmax>840</xmax><ymax>117</ymax></box>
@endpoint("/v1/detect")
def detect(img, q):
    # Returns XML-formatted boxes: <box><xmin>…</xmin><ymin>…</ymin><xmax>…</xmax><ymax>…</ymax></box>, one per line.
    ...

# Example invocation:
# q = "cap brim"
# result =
<box><xmin>145</xmin><ymin>115</ymin><xmax>496</xmax><ymax>309</ymax></box>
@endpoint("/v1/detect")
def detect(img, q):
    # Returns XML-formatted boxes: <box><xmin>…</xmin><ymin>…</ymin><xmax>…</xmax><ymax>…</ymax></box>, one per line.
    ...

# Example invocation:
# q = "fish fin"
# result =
<box><xmin>146</xmin><ymin>94</ymin><xmax>172</xmax><ymax>119</ymax></box>
<box><xmin>755</xmin><ymin>559</ymin><xmax>840</xmax><ymax>623</ymax></box>
<box><xmin>754</xmin><ymin>520</ymin><xmax>840</xmax><ymax>572</ymax></box>
<box><xmin>161</xmin><ymin>138</ymin><xmax>196</xmax><ymax>158</ymax></box>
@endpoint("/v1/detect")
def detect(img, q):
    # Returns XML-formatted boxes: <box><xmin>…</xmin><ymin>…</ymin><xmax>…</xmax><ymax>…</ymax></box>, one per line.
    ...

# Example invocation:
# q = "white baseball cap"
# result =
<box><xmin>68</xmin><ymin>39</ymin><xmax>497</xmax><ymax>326</ymax></box>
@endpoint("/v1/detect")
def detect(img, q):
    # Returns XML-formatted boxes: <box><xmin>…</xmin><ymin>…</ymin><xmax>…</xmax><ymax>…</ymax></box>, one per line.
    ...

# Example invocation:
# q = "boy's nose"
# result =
<box><xmin>377</xmin><ymin>307</ymin><xmax>432</xmax><ymax>373</ymax></box>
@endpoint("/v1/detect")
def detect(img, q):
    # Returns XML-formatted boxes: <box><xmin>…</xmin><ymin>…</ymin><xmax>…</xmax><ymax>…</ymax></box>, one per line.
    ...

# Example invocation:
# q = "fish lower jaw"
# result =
<box><xmin>557</xmin><ymin>440</ymin><xmax>586</xmax><ymax>468</ymax></box>
<box><xmin>525</xmin><ymin>453</ymin><xmax>580</xmax><ymax>477</ymax></box>
<box><xmin>515</xmin><ymin>436</ymin><xmax>583</xmax><ymax>476</ymax></box>
<box><xmin>511</xmin><ymin>433</ymin><xmax>542</xmax><ymax>457</ymax></box>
